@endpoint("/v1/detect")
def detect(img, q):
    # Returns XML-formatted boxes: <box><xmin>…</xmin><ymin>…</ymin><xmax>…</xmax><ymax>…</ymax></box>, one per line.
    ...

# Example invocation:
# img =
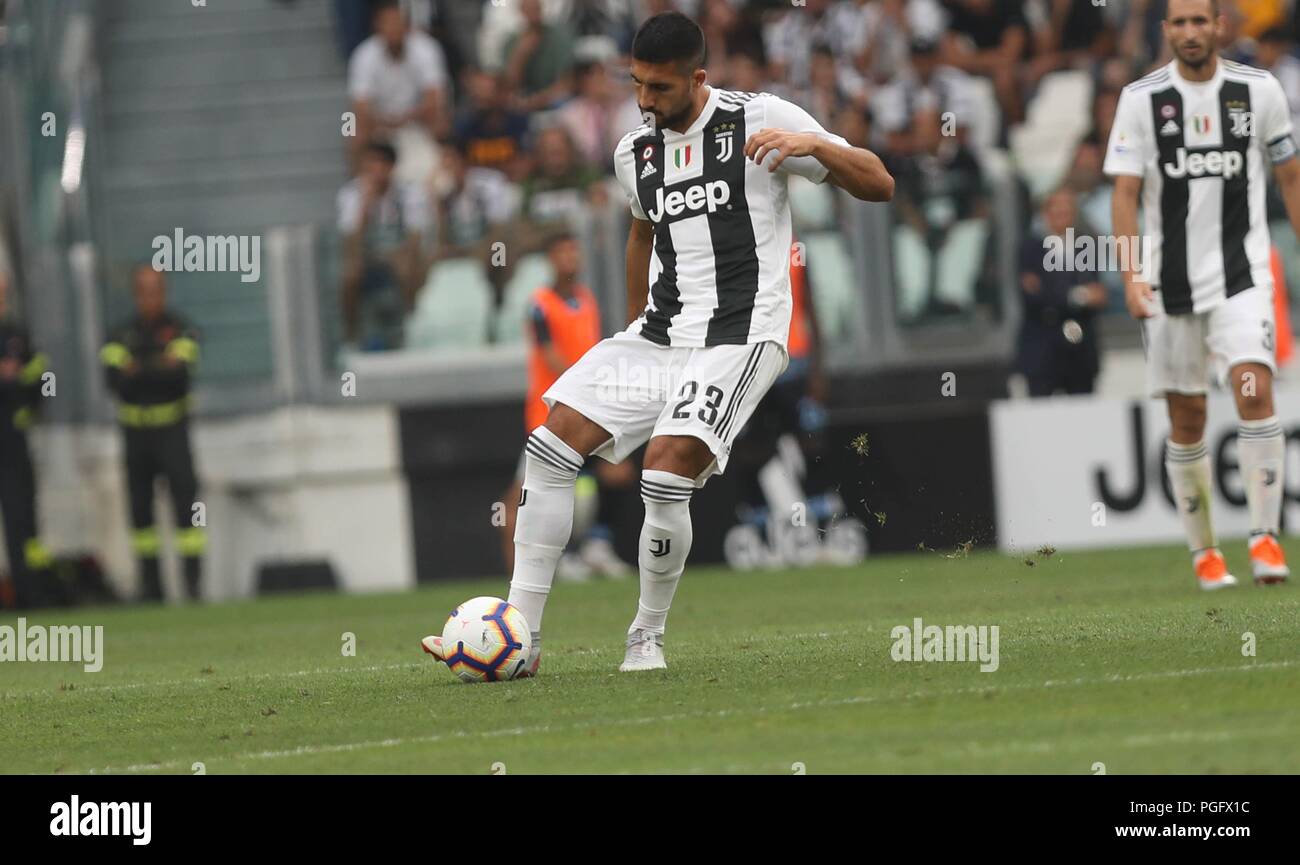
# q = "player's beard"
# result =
<box><xmin>1174</xmin><ymin>40</ymin><xmax>1212</xmax><ymax>69</ymax></box>
<box><xmin>649</xmin><ymin>97</ymin><xmax>694</xmax><ymax>132</ymax></box>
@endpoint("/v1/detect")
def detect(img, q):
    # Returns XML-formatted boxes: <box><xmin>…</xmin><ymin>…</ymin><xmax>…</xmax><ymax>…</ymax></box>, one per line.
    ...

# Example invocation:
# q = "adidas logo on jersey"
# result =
<box><xmin>646</xmin><ymin>179</ymin><xmax>732</xmax><ymax>223</ymax></box>
<box><xmin>1163</xmin><ymin>147</ymin><xmax>1244</xmax><ymax>180</ymax></box>
<box><xmin>1160</xmin><ymin>119</ymin><xmax>1180</xmax><ymax>136</ymax></box>
<box><xmin>640</xmin><ymin>161</ymin><xmax>657</xmax><ymax>179</ymax></box>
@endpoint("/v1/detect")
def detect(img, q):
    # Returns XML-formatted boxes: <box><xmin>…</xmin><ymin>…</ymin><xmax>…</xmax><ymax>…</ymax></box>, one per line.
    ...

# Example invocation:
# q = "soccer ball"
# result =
<box><xmin>440</xmin><ymin>597</ymin><xmax>532</xmax><ymax>683</ymax></box>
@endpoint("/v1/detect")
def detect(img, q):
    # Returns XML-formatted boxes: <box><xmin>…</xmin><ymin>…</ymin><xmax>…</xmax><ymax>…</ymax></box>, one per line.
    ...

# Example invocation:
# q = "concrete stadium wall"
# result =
<box><xmin>17</xmin><ymin>405</ymin><xmax>414</xmax><ymax>601</ymax></box>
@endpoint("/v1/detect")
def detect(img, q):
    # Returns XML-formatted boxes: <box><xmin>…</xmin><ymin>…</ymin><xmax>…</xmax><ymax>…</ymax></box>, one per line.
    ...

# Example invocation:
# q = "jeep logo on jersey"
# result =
<box><xmin>1163</xmin><ymin>147</ymin><xmax>1244</xmax><ymax>180</ymax></box>
<box><xmin>646</xmin><ymin>179</ymin><xmax>732</xmax><ymax>223</ymax></box>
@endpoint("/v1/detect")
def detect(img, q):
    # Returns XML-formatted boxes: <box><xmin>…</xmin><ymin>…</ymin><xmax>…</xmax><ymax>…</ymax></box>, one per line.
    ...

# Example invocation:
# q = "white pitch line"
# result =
<box><xmin>80</xmin><ymin>657</ymin><xmax>1299</xmax><ymax>775</ymax></box>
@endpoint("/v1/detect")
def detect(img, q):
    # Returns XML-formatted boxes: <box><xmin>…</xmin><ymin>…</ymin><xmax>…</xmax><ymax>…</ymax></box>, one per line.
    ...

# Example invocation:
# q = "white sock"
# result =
<box><xmin>630</xmin><ymin>470</ymin><xmax>695</xmax><ymax>635</ymax></box>
<box><xmin>1165</xmin><ymin>439</ymin><xmax>1216</xmax><ymax>553</ymax></box>
<box><xmin>1238</xmin><ymin>416</ymin><xmax>1285</xmax><ymax>540</ymax></box>
<box><xmin>507</xmin><ymin>427</ymin><xmax>583</xmax><ymax>634</ymax></box>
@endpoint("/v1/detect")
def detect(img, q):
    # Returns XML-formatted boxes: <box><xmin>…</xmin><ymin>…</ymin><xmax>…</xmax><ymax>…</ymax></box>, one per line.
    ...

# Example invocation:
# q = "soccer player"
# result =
<box><xmin>426</xmin><ymin>11</ymin><xmax>892</xmax><ymax>674</ymax></box>
<box><xmin>1106</xmin><ymin>0</ymin><xmax>1299</xmax><ymax>589</ymax></box>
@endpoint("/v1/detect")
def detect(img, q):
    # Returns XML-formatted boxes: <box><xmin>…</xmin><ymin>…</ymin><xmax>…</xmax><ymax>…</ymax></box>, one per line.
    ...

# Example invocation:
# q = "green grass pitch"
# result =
<box><xmin>2</xmin><ymin>543</ymin><xmax>1297</xmax><ymax>774</ymax></box>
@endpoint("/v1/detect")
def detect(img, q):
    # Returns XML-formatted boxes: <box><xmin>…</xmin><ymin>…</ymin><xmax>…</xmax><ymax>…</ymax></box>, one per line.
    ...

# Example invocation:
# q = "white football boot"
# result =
<box><xmin>423</xmin><ymin>633</ymin><xmax>543</xmax><ymax>678</ymax></box>
<box><xmin>619</xmin><ymin>628</ymin><xmax>666</xmax><ymax>672</ymax></box>
<box><xmin>420</xmin><ymin>635</ymin><xmax>445</xmax><ymax>660</ymax></box>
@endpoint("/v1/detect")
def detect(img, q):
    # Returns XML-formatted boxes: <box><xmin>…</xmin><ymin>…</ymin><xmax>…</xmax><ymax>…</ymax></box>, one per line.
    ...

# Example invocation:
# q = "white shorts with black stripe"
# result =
<box><xmin>1141</xmin><ymin>283</ymin><xmax>1278</xmax><ymax>398</ymax></box>
<box><xmin>542</xmin><ymin>330</ymin><xmax>789</xmax><ymax>485</ymax></box>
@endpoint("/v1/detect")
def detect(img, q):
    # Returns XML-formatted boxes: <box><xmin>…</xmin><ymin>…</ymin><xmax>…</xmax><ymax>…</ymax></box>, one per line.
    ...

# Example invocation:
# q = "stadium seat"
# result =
<box><xmin>788</xmin><ymin>176</ymin><xmax>836</xmax><ymax>231</ymax></box>
<box><xmin>495</xmin><ymin>253</ymin><xmax>556</xmax><ymax>344</ymax></box>
<box><xmin>406</xmin><ymin>258</ymin><xmax>492</xmax><ymax>350</ymax></box>
<box><xmin>933</xmin><ymin>219</ymin><xmax>990</xmax><ymax>311</ymax></box>
<box><xmin>964</xmin><ymin>75</ymin><xmax>1002</xmax><ymax>153</ymax></box>
<box><xmin>892</xmin><ymin>224</ymin><xmax>932</xmax><ymax>322</ymax></box>
<box><xmin>802</xmin><ymin>232</ymin><xmax>859</xmax><ymax>347</ymax></box>
<box><xmin>1010</xmin><ymin>70</ymin><xmax>1094</xmax><ymax>200</ymax></box>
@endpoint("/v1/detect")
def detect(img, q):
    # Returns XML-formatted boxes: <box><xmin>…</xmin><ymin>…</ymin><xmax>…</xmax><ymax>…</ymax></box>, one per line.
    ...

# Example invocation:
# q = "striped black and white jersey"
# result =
<box><xmin>1104</xmin><ymin>58</ymin><xmax>1297</xmax><ymax>315</ymax></box>
<box><xmin>612</xmin><ymin>86</ymin><xmax>849</xmax><ymax>348</ymax></box>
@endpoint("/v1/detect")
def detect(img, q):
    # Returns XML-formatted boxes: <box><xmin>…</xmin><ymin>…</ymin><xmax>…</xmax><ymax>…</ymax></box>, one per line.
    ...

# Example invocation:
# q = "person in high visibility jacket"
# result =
<box><xmin>100</xmin><ymin>266</ymin><xmax>205</xmax><ymax>602</ymax></box>
<box><xmin>0</xmin><ymin>272</ymin><xmax>53</xmax><ymax>608</ymax></box>
<box><xmin>501</xmin><ymin>230</ymin><xmax>635</xmax><ymax>579</ymax></box>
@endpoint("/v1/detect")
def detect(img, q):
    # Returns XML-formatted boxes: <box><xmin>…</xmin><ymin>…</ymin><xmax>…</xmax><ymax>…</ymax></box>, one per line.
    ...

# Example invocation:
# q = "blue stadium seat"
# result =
<box><xmin>406</xmin><ymin>258</ymin><xmax>492</xmax><ymax>350</ymax></box>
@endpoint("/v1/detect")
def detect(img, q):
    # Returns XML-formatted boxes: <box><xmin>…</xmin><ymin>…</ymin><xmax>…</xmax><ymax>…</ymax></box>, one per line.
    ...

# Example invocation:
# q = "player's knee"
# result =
<box><xmin>1169</xmin><ymin>405</ymin><xmax>1207</xmax><ymax>442</ymax></box>
<box><xmin>644</xmin><ymin>436</ymin><xmax>708</xmax><ymax>477</ymax></box>
<box><xmin>523</xmin><ymin>427</ymin><xmax>583</xmax><ymax>487</ymax></box>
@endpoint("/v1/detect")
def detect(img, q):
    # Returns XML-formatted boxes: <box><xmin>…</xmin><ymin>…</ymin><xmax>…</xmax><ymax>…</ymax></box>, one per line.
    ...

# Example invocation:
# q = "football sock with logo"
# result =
<box><xmin>630</xmin><ymin>470</ymin><xmax>695</xmax><ymax>634</ymax></box>
<box><xmin>1165</xmin><ymin>439</ymin><xmax>1216</xmax><ymax>553</ymax></box>
<box><xmin>1238</xmin><ymin>416</ymin><xmax>1285</xmax><ymax>539</ymax></box>
<box><xmin>508</xmin><ymin>427</ymin><xmax>584</xmax><ymax>634</ymax></box>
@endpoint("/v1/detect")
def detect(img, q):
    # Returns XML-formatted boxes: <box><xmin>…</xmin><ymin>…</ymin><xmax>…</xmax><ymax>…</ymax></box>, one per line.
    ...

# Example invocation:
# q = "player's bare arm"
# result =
<box><xmin>1110</xmin><ymin>173</ymin><xmax>1154</xmax><ymax>319</ymax></box>
<box><xmin>625</xmin><ymin>215</ymin><xmax>654</xmax><ymax>324</ymax></box>
<box><xmin>743</xmin><ymin>129</ymin><xmax>895</xmax><ymax>202</ymax></box>
<box><xmin>1272</xmin><ymin>156</ymin><xmax>1300</xmax><ymax>241</ymax></box>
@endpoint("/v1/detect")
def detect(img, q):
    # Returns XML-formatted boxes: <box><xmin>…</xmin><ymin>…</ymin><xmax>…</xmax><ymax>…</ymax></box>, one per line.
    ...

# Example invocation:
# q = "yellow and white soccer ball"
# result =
<box><xmin>440</xmin><ymin>597</ymin><xmax>532</xmax><ymax>683</ymax></box>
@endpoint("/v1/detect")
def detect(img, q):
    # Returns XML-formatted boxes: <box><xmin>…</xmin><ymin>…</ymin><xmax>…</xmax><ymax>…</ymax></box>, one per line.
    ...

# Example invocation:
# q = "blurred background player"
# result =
<box><xmin>100</xmin><ymin>266</ymin><xmax>205</xmax><ymax>602</ymax></box>
<box><xmin>501</xmin><ymin>230</ymin><xmax>634</xmax><ymax>580</ymax></box>
<box><xmin>1107</xmin><ymin>0</ymin><xmax>1298</xmax><ymax>590</ymax></box>
<box><xmin>0</xmin><ymin>272</ymin><xmax>52</xmax><ymax>608</ymax></box>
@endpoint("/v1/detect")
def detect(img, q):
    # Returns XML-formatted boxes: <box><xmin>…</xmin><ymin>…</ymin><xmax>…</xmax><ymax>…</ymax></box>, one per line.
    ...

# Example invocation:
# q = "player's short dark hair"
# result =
<box><xmin>365</xmin><ymin>140</ymin><xmax>398</xmax><ymax>164</ymax></box>
<box><xmin>632</xmin><ymin>11</ymin><xmax>706</xmax><ymax>73</ymax></box>
<box><xmin>1166</xmin><ymin>0</ymin><xmax>1219</xmax><ymax>19</ymax></box>
<box><xmin>372</xmin><ymin>0</ymin><xmax>402</xmax><ymax>20</ymax></box>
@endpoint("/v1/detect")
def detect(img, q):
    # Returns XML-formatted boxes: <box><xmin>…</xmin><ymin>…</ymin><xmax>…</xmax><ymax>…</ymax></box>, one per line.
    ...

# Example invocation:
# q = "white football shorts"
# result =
<box><xmin>1141</xmin><ymin>284</ymin><xmax>1277</xmax><ymax>397</ymax></box>
<box><xmin>542</xmin><ymin>330</ymin><xmax>788</xmax><ymax>484</ymax></box>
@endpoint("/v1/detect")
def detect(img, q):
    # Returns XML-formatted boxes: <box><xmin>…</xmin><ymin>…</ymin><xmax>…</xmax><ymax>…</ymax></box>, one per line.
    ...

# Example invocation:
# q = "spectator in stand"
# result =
<box><xmin>520</xmin><ymin>125</ymin><xmax>609</xmax><ymax>226</ymax></box>
<box><xmin>697</xmin><ymin>0</ymin><xmax>766</xmax><ymax>83</ymax></box>
<box><xmin>1016</xmin><ymin>186</ymin><xmax>1107</xmax><ymax>396</ymax></box>
<box><xmin>347</xmin><ymin>0</ymin><xmax>450</xmax><ymax>179</ymax></box>
<box><xmin>559</xmin><ymin>60</ymin><xmax>623</xmax><ymax>172</ymax></box>
<box><xmin>1023</xmin><ymin>0</ymin><xmax>1115</xmax><ymax>89</ymax></box>
<box><xmin>851</xmin><ymin>0</ymin><xmax>950</xmax><ymax>88</ymax></box>
<box><xmin>432</xmin><ymin>143</ymin><xmax>521</xmax><ymax>257</ymax></box>
<box><xmin>764</xmin><ymin>0</ymin><xmax>862</xmax><ymax>94</ymax></box>
<box><xmin>502</xmin><ymin>0</ymin><xmax>577</xmax><ymax>112</ymax></box>
<box><xmin>796</xmin><ymin>44</ymin><xmax>854</xmax><ymax>127</ymax></box>
<box><xmin>874</xmin><ymin>35</ymin><xmax>975</xmax><ymax>157</ymax></box>
<box><xmin>455</xmin><ymin>68</ymin><xmax>531</xmax><ymax>182</ymax></box>
<box><xmin>722</xmin><ymin>48</ymin><xmax>772</xmax><ymax>95</ymax></box>
<box><xmin>940</xmin><ymin>0</ymin><xmax>1028</xmax><ymax>126</ymax></box>
<box><xmin>338</xmin><ymin>141</ymin><xmax>433</xmax><ymax>352</ymax></box>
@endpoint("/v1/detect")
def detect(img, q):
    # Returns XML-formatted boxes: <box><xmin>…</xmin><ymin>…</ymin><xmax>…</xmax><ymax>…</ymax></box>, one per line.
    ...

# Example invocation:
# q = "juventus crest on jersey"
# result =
<box><xmin>1104</xmin><ymin>58</ymin><xmax>1298</xmax><ymax>315</ymax></box>
<box><xmin>613</xmin><ymin>86</ymin><xmax>849</xmax><ymax>348</ymax></box>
